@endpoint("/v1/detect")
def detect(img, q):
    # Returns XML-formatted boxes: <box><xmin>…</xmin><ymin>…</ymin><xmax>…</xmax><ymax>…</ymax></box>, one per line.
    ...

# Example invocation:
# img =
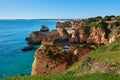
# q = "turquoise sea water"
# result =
<box><xmin>0</xmin><ymin>20</ymin><xmax>56</xmax><ymax>79</ymax></box>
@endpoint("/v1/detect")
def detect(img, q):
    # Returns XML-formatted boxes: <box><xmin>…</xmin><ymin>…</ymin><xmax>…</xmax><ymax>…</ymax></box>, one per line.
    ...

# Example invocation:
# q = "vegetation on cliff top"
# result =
<box><xmin>66</xmin><ymin>39</ymin><xmax>120</xmax><ymax>75</ymax></box>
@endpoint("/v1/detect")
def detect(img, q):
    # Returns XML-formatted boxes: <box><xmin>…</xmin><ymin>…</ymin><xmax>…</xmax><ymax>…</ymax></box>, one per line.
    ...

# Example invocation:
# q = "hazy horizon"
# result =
<box><xmin>0</xmin><ymin>0</ymin><xmax>120</xmax><ymax>19</ymax></box>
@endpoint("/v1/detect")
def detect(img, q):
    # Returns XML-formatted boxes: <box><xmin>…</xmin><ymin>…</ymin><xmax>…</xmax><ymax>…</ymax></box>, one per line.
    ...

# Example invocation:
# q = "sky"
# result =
<box><xmin>0</xmin><ymin>0</ymin><xmax>120</xmax><ymax>19</ymax></box>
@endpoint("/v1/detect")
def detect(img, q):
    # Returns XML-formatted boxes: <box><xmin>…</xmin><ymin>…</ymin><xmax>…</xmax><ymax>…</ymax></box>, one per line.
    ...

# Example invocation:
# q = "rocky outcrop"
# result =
<box><xmin>46</xmin><ymin>28</ymin><xmax>69</xmax><ymax>42</ymax></box>
<box><xmin>87</xmin><ymin>27</ymin><xmax>108</xmax><ymax>45</ymax></box>
<box><xmin>70</xmin><ymin>30</ymin><xmax>80</xmax><ymax>43</ymax></box>
<box><xmin>25</xmin><ymin>19</ymin><xmax>120</xmax><ymax>46</ymax></box>
<box><xmin>21</xmin><ymin>44</ymin><xmax>34</xmax><ymax>51</ymax></box>
<box><xmin>108</xmin><ymin>22</ymin><xmax>120</xmax><ymax>43</ymax></box>
<box><xmin>31</xmin><ymin>19</ymin><xmax>120</xmax><ymax>76</ymax></box>
<box><xmin>91</xmin><ymin>61</ymin><xmax>120</xmax><ymax>73</ymax></box>
<box><xmin>70</xmin><ymin>21</ymin><xmax>112</xmax><ymax>45</ymax></box>
<box><xmin>26</xmin><ymin>31</ymin><xmax>46</xmax><ymax>44</ymax></box>
<box><xmin>56</xmin><ymin>21</ymin><xmax>72</xmax><ymax>28</ymax></box>
<box><xmin>77</xmin><ymin>57</ymin><xmax>120</xmax><ymax>76</ymax></box>
<box><xmin>40</xmin><ymin>25</ymin><xmax>49</xmax><ymax>32</ymax></box>
<box><xmin>31</xmin><ymin>49</ymin><xmax>67</xmax><ymax>75</ymax></box>
<box><xmin>74</xmin><ymin>46</ymin><xmax>94</xmax><ymax>56</ymax></box>
<box><xmin>57</xmin><ymin>28</ymin><xmax>69</xmax><ymax>40</ymax></box>
<box><xmin>31</xmin><ymin>42</ymin><xmax>76</xmax><ymax>76</ymax></box>
<box><xmin>46</xmin><ymin>30</ymin><xmax>60</xmax><ymax>41</ymax></box>
<box><xmin>71</xmin><ymin>21</ymin><xmax>85</xmax><ymax>30</ymax></box>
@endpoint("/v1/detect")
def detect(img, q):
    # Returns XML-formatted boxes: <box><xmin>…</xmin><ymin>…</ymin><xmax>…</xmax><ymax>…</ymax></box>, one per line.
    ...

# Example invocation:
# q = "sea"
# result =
<box><xmin>0</xmin><ymin>20</ymin><xmax>56</xmax><ymax>79</ymax></box>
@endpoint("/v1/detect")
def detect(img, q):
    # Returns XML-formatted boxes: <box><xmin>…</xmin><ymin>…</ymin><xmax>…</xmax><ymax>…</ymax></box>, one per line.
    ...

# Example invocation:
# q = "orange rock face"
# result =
<box><xmin>31</xmin><ymin>20</ymin><xmax>120</xmax><ymax>76</ymax></box>
<box><xmin>26</xmin><ymin>31</ymin><xmax>46</xmax><ymax>44</ymax></box>
<box><xmin>31</xmin><ymin>44</ymin><xmax>76</xmax><ymax>76</ymax></box>
<box><xmin>87</xmin><ymin>27</ymin><xmax>108</xmax><ymax>45</ymax></box>
<box><xmin>70</xmin><ymin>21</ymin><xmax>110</xmax><ymax>45</ymax></box>
<box><xmin>47</xmin><ymin>29</ymin><xmax>69</xmax><ymax>42</ymax></box>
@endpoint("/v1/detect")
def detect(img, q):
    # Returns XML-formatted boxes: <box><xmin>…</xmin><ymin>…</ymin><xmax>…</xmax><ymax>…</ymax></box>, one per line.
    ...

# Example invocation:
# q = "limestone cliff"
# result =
<box><xmin>31</xmin><ymin>49</ymin><xmax>67</xmax><ymax>75</ymax></box>
<box><xmin>108</xmin><ymin>22</ymin><xmax>120</xmax><ymax>43</ymax></box>
<box><xmin>31</xmin><ymin>41</ymin><xmax>76</xmax><ymax>75</ymax></box>
<box><xmin>69</xmin><ymin>21</ymin><xmax>120</xmax><ymax>45</ymax></box>
<box><xmin>87</xmin><ymin>27</ymin><xmax>108</xmax><ymax>45</ymax></box>
<box><xmin>31</xmin><ymin>19</ymin><xmax>120</xmax><ymax>76</ymax></box>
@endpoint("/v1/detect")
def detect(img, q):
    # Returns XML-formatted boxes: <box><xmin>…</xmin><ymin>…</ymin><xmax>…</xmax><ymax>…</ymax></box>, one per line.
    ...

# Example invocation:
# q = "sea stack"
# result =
<box><xmin>40</xmin><ymin>25</ymin><xmax>49</xmax><ymax>32</ymax></box>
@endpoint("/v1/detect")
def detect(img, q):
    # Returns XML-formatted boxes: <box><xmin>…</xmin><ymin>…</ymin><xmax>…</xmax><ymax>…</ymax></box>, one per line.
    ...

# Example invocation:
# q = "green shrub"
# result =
<box><xmin>47</xmin><ymin>50</ymin><xmax>54</xmax><ymax>59</ymax></box>
<box><xmin>95</xmin><ymin>16</ymin><xmax>102</xmax><ymax>21</ymax></box>
<box><xmin>116</xmin><ymin>16</ymin><xmax>120</xmax><ymax>22</ymax></box>
<box><xmin>96</xmin><ymin>21</ymin><xmax>108</xmax><ymax>28</ymax></box>
<box><xmin>96</xmin><ymin>22</ymin><xmax>110</xmax><ymax>39</ymax></box>
<box><xmin>54</xmin><ymin>54</ymin><xmax>62</xmax><ymax>59</ymax></box>
<box><xmin>47</xmin><ymin>50</ymin><xmax>62</xmax><ymax>60</ymax></box>
<box><xmin>103</xmin><ymin>16</ymin><xmax>111</xmax><ymax>21</ymax></box>
<box><xmin>83</xmin><ymin>27</ymin><xmax>91</xmax><ymax>35</ymax></box>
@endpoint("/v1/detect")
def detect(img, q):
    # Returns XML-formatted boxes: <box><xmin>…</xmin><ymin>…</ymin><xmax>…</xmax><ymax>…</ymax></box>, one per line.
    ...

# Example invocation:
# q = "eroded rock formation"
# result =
<box><xmin>46</xmin><ymin>28</ymin><xmax>69</xmax><ymax>42</ymax></box>
<box><xmin>31</xmin><ymin>20</ymin><xmax>120</xmax><ymax>76</ymax></box>
<box><xmin>21</xmin><ymin>44</ymin><xmax>34</xmax><ymax>51</ymax></box>
<box><xmin>40</xmin><ymin>25</ymin><xmax>49</xmax><ymax>32</ymax></box>
<box><xmin>31</xmin><ymin>41</ymin><xmax>76</xmax><ymax>75</ymax></box>
<box><xmin>87</xmin><ymin>27</ymin><xmax>108</xmax><ymax>45</ymax></box>
<box><xmin>108</xmin><ymin>22</ymin><xmax>120</xmax><ymax>43</ymax></box>
<box><xmin>26</xmin><ymin>31</ymin><xmax>46</xmax><ymax>44</ymax></box>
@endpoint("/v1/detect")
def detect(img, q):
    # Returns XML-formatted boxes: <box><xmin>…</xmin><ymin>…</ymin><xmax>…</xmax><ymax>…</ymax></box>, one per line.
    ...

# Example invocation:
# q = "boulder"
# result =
<box><xmin>40</xmin><ymin>25</ymin><xmax>49</xmax><ymax>32</ymax></box>
<box><xmin>21</xmin><ymin>44</ymin><xmax>34</xmax><ymax>51</ymax></box>
<box><xmin>25</xmin><ymin>37</ymin><xmax>29</xmax><ymax>41</ymax></box>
